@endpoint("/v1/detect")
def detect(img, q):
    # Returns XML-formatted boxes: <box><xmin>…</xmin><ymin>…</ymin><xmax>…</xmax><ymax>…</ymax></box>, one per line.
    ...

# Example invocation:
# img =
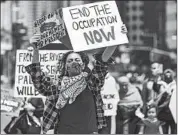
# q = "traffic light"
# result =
<box><xmin>12</xmin><ymin>23</ymin><xmax>28</xmax><ymax>49</ymax></box>
<box><xmin>1</xmin><ymin>0</ymin><xmax>6</xmax><ymax>3</ymax></box>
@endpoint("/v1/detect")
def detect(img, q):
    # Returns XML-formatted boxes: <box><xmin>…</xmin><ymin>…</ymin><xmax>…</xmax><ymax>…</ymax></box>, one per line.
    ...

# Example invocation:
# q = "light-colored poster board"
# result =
<box><xmin>15</xmin><ymin>50</ymin><xmax>69</xmax><ymax>97</ymax></box>
<box><xmin>62</xmin><ymin>1</ymin><xmax>129</xmax><ymax>52</ymax></box>
<box><xmin>33</xmin><ymin>9</ymin><xmax>66</xmax><ymax>49</ymax></box>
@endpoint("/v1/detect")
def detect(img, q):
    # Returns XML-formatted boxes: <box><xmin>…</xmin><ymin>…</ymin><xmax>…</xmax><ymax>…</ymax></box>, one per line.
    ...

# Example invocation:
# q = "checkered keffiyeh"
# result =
<box><xmin>25</xmin><ymin>56</ymin><xmax>109</xmax><ymax>134</ymax></box>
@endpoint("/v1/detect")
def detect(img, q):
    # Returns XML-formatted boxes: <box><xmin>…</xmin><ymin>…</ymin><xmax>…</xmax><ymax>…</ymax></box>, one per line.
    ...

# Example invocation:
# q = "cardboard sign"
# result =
<box><xmin>33</xmin><ymin>9</ymin><xmax>66</xmax><ymax>49</ymax></box>
<box><xmin>62</xmin><ymin>1</ymin><xmax>129</xmax><ymax>52</ymax></box>
<box><xmin>101</xmin><ymin>74</ymin><xmax>119</xmax><ymax>116</ymax></box>
<box><xmin>1</xmin><ymin>88</ymin><xmax>23</xmax><ymax>112</ymax></box>
<box><xmin>15</xmin><ymin>50</ymin><xmax>69</xmax><ymax>97</ymax></box>
<box><xmin>1</xmin><ymin>99</ymin><xmax>20</xmax><ymax>112</ymax></box>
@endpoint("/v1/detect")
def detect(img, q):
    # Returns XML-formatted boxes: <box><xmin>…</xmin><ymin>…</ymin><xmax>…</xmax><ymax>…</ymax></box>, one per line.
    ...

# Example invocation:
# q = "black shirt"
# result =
<box><xmin>56</xmin><ymin>88</ymin><xmax>98</xmax><ymax>134</ymax></box>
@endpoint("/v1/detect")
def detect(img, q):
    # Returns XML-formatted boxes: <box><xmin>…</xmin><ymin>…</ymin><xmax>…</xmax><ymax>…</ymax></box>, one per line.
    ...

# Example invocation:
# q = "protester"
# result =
<box><xmin>116</xmin><ymin>76</ymin><xmax>143</xmax><ymax>134</ymax></box>
<box><xmin>100</xmin><ymin>73</ymin><xmax>120</xmax><ymax>134</ymax></box>
<box><xmin>136</xmin><ymin>104</ymin><xmax>164</xmax><ymax>134</ymax></box>
<box><xmin>141</xmin><ymin>62</ymin><xmax>165</xmax><ymax>114</ymax></box>
<box><xmin>25</xmin><ymin>25</ymin><xmax>128</xmax><ymax>134</ymax></box>
<box><xmin>4</xmin><ymin>98</ymin><xmax>43</xmax><ymax>134</ymax></box>
<box><xmin>157</xmin><ymin>69</ymin><xmax>177</xmax><ymax>134</ymax></box>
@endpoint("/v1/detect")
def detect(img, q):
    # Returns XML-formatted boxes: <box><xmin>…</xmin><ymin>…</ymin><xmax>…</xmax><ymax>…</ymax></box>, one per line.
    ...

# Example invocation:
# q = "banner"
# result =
<box><xmin>101</xmin><ymin>74</ymin><xmax>119</xmax><ymax>116</ymax></box>
<box><xmin>15</xmin><ymin>50</ymin><xmax>69</xmax><ymax>97</ymax></box>
<box><xmin>62</xmin><ymin>1</ymin><xmax>129</xmax><ymax>52</ymax></box>
<box><xmin>33</xmin><ymin>9</ymin><xmax>66</xmax><ymax>49</ymax></box>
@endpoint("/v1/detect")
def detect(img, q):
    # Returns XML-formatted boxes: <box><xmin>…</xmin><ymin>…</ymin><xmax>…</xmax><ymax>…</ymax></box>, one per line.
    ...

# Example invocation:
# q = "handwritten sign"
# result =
<box><xmin>101</xmin><ymin>74</ymin><xmax>119</xmax><ymax>116</ymax></box>
<box><xmin>62</xmin><ymin>1</ymin><xmax>128</xmax><ymax>52</ymax></box>
<box><xmin>15</xmin><ymin>50</ymin><xmax>69</xmax><ymax>97</ymax></box>
<box><xmin>33</xmin><ymin>9</ymin><xmax>66</xmax><ymax>49</ymax></box>
<box><xmin>1</xmin><ymin>99</ymin><xmax>20</xmax><ymax>112</ymax></box>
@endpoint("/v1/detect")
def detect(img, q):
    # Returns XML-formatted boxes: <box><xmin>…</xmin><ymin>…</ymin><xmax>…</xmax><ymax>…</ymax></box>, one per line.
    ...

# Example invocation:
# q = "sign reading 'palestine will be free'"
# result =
<box><xmin>15</xmin><ymin>50</ymin><xmax>69</xmax><ymax>97</ymax></box>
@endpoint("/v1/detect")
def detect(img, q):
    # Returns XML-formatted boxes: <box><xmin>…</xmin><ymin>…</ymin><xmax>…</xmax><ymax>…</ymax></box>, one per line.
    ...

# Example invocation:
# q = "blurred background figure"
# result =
<box><xmin>137</xmin><ymin>104</ymin><xmax>164</xmax><ymax>134</ymax></box>
<box><xmin>4</xmin><ymin>97</ymin><xmax>44</xmax><ymax>134</ymax></box>
<box><xmin>157</xmin><ymin>69</ymin><xmax>177</xmax><ymax>134</ymax></box>
<box><xmin>116</xmin><ymin>76</ymin><xmax>143</xmax><ymax>134</ymax></box>
<box><xmin>100</xmin><ymin>73</ymin><xmax>120</xmax><ymax>134</ymax></box>
<box><xmin>141</xmin><ymin>62</ymin><xmax>164</xmax><ymax>114</ymax></box>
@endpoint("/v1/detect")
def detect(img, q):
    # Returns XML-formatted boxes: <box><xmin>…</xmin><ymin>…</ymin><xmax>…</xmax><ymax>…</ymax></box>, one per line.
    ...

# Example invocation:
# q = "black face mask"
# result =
<box><xmin>66</xmin><ymin>62</ymin><xmax>83</xmax><ymax>76</ymax></box>
<box><xmin>34</xmin><ymin>110</ymin><xmax>43</xmax><ymax>118</ymax></box>
<box><xmin>164</xmin><ymin>76</ymin><xmax>173</xmax><ymax>84</ymax></box>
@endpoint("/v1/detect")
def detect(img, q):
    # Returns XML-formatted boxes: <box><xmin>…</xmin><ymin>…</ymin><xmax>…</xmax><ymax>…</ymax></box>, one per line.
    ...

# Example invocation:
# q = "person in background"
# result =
<box><xmin>157</xmin><ymin>69</ymin><xmax>177</xmax><ymax>134</ymax></box>
<box><xmin>136</xmin><ymin>104</ymin><xmax>164</xmax><ymax>134</ymax></box>
<box><xmin>4</xmin><ymin>98</ymin><xmax>44</xmax><ymax>134</ymax></box>
<box><xmin>100</xmin><ymin>73</ymin><xmax>120</xmax><ymax>134</ymax></box>
<box><xmin>141</xmin><ymin>62</ymin><xmax>165</xmax><ymax>114</ymax></box>
<box><xmin>116</xmin><ymin>76</ymin><xmax>143</xmax><ymax>134</ymax></box>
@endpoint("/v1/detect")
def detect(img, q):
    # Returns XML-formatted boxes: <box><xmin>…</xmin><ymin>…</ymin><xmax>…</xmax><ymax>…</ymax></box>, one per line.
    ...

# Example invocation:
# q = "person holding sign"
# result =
<box><xmin>25</xmin><ymin>25</ymin><xmax>127</xmax><ymax>134</ymax></box>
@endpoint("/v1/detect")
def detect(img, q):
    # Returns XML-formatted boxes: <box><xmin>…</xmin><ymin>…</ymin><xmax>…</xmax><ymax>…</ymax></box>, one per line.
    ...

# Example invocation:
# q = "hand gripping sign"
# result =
<box><xmin>33</xmin><ymin>1</ymin><xmax>128</xmax><ymax>52</ymax></box>
<box><xmin>62</xmin><ymin>1</ymin><xmax>129</xmax><ymax>52</ymax></box>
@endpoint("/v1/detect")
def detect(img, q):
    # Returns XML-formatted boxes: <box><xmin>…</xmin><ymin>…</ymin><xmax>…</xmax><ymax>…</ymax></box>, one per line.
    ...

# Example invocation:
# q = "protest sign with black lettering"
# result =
<box><xmin>15</xmin><ymin>50</ymin><xmax>69</xmax><ymax>97</ymax></box>
<box><xmin>33</xmin><ymin>8</ymin><xmax>66</xmax><ymax>49</ymax></box>
<box><xmin>101</xmin><ymin>74</ymin><xmax>119</xmax><ymax>116</ymax></box>
<box><xmin>62</xmin><ymin>1</ymin><xmax>129</xmax><ymax>52</ymax></box>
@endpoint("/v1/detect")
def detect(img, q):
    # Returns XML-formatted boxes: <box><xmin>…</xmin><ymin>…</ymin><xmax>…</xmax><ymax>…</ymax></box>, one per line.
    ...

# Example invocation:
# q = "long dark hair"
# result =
<box><xmin>57</xmin><ymin>51</ymin><xmax>91</xmax><ymax>81</ymax></box>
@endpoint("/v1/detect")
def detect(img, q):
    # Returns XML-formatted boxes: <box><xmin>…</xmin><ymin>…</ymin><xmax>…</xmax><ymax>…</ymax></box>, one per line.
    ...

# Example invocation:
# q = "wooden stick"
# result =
<box><xmin>102</xmin><ymin>46</ymin><xmax>117</xmax><ymax>62</ymax></box>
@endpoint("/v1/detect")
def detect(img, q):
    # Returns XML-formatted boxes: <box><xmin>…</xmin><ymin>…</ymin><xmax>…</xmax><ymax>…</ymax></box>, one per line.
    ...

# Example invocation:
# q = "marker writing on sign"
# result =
<box><xmin>18</xmin><ymin>75</ymin><xmax>33</xmax><ymax>84</ymax></box>
<box><xmin>72</xmin><ymin>16</ymin><xmax>117</xmax><ymax>30</ymax></box>
<box><xmin>16</xmin><ymin>86</ymin><xmax>39</xmax><ymax>96</ymax></box>
<box><xmin>18</xmin><ymin>52</ymin><xmax>64</xmax><ymax>62</ymax></box>
<box><xmin>84</xmin><ymin>26</ymin><xmax>115</xmax><ymax>45</ymax></box>
<box><xmin>103</xmin><ymin>103</ymin><xmax>113</xmax><ymax>110</ymax></box>
<box><xmin>69</xmin><ymin>4</ymin><xmax>111</xmax><ymax>19</ymax></box>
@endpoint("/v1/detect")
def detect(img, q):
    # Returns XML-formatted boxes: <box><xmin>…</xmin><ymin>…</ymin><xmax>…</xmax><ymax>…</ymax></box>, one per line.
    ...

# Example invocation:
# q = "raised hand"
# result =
<box><xmin>27</xmin><ymin>34</ymin><xmax>40</xmax><ymax>63</ymax></box>
<box><xmin>28</xmin><ymin>34</ymin><xmax>41</xmax><ymax>51</ymax></box>
<box><xmin>121</xmin><ymin>24</ymin><xmax>128</xmax><ymax>34</ymax></box>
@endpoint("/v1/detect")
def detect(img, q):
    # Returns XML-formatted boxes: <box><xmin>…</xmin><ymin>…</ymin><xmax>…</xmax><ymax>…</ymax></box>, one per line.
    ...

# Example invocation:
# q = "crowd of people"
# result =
<box><xmin>3</xmin><ymin>24</ymin><xmax>177</xmax><ymax>134</ymax></box>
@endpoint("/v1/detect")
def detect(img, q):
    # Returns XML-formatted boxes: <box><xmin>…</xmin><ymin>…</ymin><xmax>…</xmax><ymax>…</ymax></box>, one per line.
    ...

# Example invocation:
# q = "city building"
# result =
<box><xmin>165</xmin><ymin>0</ymin><xmax>177</xmax><ymax>50</ymax></box>
<box><xmin>1</xmin><ymin>1</ymin><xmax>13</xmax><ymax>83</ymax></box>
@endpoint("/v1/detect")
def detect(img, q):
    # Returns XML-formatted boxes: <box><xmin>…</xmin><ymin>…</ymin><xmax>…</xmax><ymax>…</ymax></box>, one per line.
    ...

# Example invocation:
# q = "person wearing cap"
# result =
<box><xmin>116</xmin><ymin>76</ymin><xmax>143</xmax><ymax>134</ymax></box>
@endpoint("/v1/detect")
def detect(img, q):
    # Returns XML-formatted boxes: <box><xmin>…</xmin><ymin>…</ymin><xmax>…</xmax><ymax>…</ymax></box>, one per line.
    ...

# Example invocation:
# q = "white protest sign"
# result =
<box><xmin>62</xmin><ymin>1</ymin><xmax>129</xmax><ymax>52</ymax></box>
<box><xmin>15</xmin><ymin>50</ymin><xmax>69</xmax><ymax>97</ymax></box>
<box><xmin>169</xmin><ymin>88</ymin><xmax>177</xmax><ymax>123</ymax></box>
<box><xmin>101</xmin><ymin>74</ymin><xmax>119</xmax><ymax>116</ymax></box>
<box><xmin>33</xmin><ymin>8</ymin><xmax>66</xmax><ymax>49</ymax></box>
